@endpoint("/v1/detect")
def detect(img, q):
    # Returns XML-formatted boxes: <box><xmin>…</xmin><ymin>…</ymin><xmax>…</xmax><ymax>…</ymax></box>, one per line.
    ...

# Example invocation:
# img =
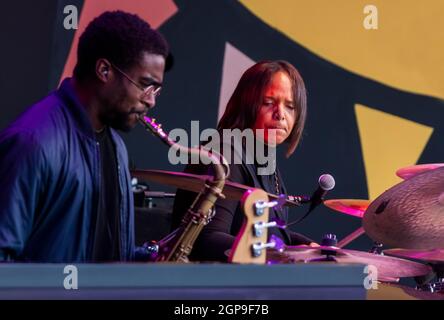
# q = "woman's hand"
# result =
<box><xmin>308</xmin><ymin>242</ymin><xmax>320</xmax><ymax>247</ymax></box>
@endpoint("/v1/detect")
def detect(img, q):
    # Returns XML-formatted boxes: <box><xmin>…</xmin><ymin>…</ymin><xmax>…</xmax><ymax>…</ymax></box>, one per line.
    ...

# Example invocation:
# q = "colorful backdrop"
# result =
<box><xmin>1</xmin><ymin>0</ymin><xmax>444</xmax><ymax>251</ymax></box>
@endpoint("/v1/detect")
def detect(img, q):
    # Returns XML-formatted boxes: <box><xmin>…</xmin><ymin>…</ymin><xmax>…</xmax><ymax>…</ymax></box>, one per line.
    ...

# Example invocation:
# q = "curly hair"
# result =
<box><xmin>73</xmin><ymin>10</ymin><xmax>169</xmax><ymax>80</ymax></box>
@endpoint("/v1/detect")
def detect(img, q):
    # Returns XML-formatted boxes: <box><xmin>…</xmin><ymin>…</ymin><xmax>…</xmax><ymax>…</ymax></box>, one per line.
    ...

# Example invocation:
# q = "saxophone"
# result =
<box><xmin>137</xmin><ymin>115</ymin><xmax>229</xmax><ymax>262</ymax></box>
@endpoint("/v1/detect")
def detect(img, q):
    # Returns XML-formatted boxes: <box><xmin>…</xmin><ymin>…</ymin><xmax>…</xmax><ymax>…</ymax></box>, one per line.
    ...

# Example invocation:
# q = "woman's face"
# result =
<box><xmin>253</xmin><ymin>71</ymin><xmax>296</xmax><ymax>146</ymax></box>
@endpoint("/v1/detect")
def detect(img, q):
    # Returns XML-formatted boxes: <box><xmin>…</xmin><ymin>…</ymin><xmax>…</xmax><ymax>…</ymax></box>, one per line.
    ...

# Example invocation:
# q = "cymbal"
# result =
<box><xmin>323</xmin><ymin>199</ymin><xmax>370</xmax><ymax>218</ymax></box>
<box><xmin>368</xmin><ymin>283</ymin><xmax>444</xmax><ymax>300</ymax></box>
<box><xmin>384</xmin><ymin>248</ymin><xmax>444</xmax><ymax>264</ymax></box>
<box><xmin>396</xmin><ymin>163</ymin><xmax>444</xmax><ymax>180</ymax></box>
<box><xmin>267</xmin><ymin>245</ymin><xmax>432</xmax><ymax>280</ymax></box>
<box><xmin>131</xmin><ymin>169</ymin><xmax>301</xmax><ymax>206</ymax></box>
<box><xmin>363</xmin><ymin>166</ymin><xmax>444</xmax><ymax>249</ymax></box>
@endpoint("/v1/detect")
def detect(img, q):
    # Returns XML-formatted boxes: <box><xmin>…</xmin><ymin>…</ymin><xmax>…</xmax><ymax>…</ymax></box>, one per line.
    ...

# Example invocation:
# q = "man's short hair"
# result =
<box><xmin>73</xmin><ymin>10</ymin><xmax>169</xmax><ymax>81</ymax></box>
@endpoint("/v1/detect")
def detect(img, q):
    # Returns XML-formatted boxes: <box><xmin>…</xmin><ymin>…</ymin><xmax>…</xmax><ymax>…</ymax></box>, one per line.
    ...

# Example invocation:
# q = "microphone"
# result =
<box><xmin>285</xmin><ymin>174</ymin><xmax>335</xmax><ymax>207</ymax></box>
<box><xmin>307</xmin><ymin>174</ymin><xmax>335</xmax><ymax>212</ymax></box>
<box><xmin>285</xmin><ymin>174</ymin><xmax>335</xmax><ymax>228</ymax></box>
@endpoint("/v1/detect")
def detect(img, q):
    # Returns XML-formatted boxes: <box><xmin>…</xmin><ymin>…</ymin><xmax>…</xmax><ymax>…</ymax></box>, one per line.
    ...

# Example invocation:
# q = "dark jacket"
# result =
<box><xmin>0</xmin><ymin>78</ymin><xmax>135</xmax><ymax>262</ymax></box>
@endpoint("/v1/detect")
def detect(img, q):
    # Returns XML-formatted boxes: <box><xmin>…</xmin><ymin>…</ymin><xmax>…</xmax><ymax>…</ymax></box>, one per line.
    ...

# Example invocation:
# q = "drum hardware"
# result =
<box><xmin>325</xmin><ymin>164</ymin><xmax>444</xmax><ymax>289</ymax></box>
<box><xmin>416</xmin><ymin>265</ymin><xmax>444</xmax><ymax>294</ymax></box>
<box><xmin>337</xmin><ymin>227</ymin><xmax>365</xmax><ymax>248</ymax></box>
<box><xmin>369</xmin><ymin>242</ymin><xmax>384</xmax><ymax>255</ymax></box>
<box><xmin>144</xmin><ymin>191</ymin><xmax>176</xmax><ymax>198</ymax></box>
<box><xmin>417</xmin><ymin>280</ymin><xmax>444</xmax><ymax>294</ymax></box>
<box><xmin>139</xmin><ymin>240</ymin><xmax>160</xmax><ymax>260</ymax></box>
<box><xmin>143</xmin><ymin>191</ymin><xmax>176</xmax><ymax>209</ymax></box>
<box><xmin>384</xmin><ymin>248</ymin><xmax>444</xmax><ymax>294</ymax></box>
<box><xmin>267</xmin><ymin>244</ymin><xmax>432</xmax><ymax>281</ymax></box>
<box><xmin>321</xmin><ymin>234</ymin><xmax>338</xmax><ymax>247</ymax></box>
<box><xmin>320</xmin><ymin>234</ymin><xmax>337</xmax><ymax>258</ymax></box>
<box><xmin>132</xmin><ymin>182</ymin><xmax>148</xmax><ymax>207</ymax></box>
<box><xmin>313</xmin><ymin>234</ymin><xmax>338</xmax><ymax>262</ymax></box>
<box><xmin>323</xmin><ymin>199</ymin><xmax>370</xmax><ymax>248</ymax></box>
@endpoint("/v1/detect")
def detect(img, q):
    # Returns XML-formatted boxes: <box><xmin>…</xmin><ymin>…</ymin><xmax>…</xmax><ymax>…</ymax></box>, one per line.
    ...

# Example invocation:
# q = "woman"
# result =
<box><xmin>172</xmin><ymin>60</ymin><xmax>315</xmax><ymax>262</ymax></box>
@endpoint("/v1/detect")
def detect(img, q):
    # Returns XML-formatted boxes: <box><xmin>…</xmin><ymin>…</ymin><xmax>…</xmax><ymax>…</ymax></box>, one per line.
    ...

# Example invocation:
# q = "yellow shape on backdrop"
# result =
<box><xmin>355</xmin><ymin>104</ymin><xmax>433</xmax><ymax>200</ymax></box>
<box><xmin>240</xmin><ymin>0</ymin><xmax>444</xmax><ymax>100</ymax></box>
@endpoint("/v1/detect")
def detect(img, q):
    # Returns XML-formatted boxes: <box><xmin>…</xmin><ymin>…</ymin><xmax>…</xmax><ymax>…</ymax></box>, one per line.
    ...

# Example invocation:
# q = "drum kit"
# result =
<box><xmin>323</xmin><ymin>163</ymin><xmax>444</xmax><ymax>295</ymax></box>
<box><xmin>132</xmin><ymin>163</ymin><xmax>444</xmax><ymax>297</ymax></box>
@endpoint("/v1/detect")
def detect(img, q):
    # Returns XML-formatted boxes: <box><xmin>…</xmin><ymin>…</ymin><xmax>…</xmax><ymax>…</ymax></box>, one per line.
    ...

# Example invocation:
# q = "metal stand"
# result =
<box><xmin>416</xmin><ymin>264</ymin><xmax>444</xmax><ymax>293</ymax></box>
<box><xmin>368</xmin><ymin>242</ymin><xmax>384</xmax><ymax>254</ymax></box>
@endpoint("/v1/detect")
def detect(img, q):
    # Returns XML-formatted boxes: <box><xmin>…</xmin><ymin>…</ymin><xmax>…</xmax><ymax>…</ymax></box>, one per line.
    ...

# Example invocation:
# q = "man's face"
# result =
<box><xmin>102</xmin><ymin>52</ymin><xmax>166</xmax><ymax>131</ymax></box>
<box><xmin>253</xmin><ymin>71</ymin><xmax>296</xmax><ymax>146</ymax></box>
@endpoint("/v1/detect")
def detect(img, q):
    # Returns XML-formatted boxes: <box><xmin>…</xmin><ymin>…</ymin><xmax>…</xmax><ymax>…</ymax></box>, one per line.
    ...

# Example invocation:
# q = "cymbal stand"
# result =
<box><xmin>369</xmin><ymin>242</ymin><xmax>384</xmax><ymax>255</ymax></box>
<box><xmin>416</xmin><ymin>264</ymin><xmax>444</xmax><ymax>293</ymax></box>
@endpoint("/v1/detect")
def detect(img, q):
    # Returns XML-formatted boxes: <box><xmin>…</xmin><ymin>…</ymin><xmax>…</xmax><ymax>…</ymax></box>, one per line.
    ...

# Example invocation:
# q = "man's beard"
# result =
<box><xmin>102</xmin><ymin>110</ymin><xmax>135</xmax><ymax>132</ymax></box>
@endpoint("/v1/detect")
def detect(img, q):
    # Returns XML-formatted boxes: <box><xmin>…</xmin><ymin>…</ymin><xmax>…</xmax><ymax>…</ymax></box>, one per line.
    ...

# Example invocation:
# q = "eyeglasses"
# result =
<box><xmin>111</xmin><ymin>63</ymin><xmax>162</xmax><ymax>99</ymax></box>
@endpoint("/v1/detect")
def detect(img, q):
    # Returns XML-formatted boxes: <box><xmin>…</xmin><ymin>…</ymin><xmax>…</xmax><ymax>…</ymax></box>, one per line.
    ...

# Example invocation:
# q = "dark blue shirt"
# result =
<box><xmin>92</xmin><ymin>127</ymin><xmax>121</xmax><ymax>262</ymax></box>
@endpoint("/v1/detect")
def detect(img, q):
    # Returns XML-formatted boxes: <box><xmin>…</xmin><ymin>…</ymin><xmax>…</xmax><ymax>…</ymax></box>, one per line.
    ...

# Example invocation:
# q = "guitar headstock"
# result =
<box><xmin>229</xmin><ymin>188</ymin><xmax>271</xmax><ymax>264</ymax></box>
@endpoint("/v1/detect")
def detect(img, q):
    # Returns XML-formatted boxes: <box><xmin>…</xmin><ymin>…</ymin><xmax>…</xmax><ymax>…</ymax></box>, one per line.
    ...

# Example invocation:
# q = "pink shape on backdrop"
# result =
<box><xmin>218</xmin><ymin>42</ymin><xmax>255</xmax><ymax>121</ymax></box>
<box><xmin>59</xmin><ymin>0</ymin><xmax>178</xmax><ymax>85</ymax></box>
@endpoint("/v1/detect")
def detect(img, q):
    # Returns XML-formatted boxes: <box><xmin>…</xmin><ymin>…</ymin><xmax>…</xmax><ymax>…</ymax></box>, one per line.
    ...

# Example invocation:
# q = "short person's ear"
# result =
<box><xmin>96</xmin><ymin>58</ymin><xmax>112</xmax><ymax>82</ymax></box>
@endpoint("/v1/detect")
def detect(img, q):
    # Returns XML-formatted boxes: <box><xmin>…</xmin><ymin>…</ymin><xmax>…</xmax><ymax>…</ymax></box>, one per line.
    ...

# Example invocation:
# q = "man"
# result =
<box><xmin>0</xmin><ymin>11</ymin><xmax>169</xmax><ymax>262</ymax></box>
